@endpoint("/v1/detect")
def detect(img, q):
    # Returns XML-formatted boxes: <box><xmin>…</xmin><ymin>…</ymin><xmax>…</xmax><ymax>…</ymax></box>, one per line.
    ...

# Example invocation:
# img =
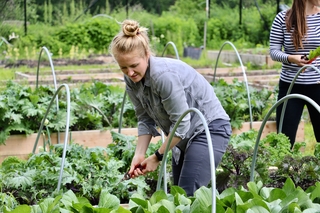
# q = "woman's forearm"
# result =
<box><xmin>135</xmin><ymin>134</ymin><xmax>152</xmax><ymax>156</ymax></box>
<box><xmin>158</xmin><ymin>133</ymin><xmax>181</xmax><ymax>155</ymax></box>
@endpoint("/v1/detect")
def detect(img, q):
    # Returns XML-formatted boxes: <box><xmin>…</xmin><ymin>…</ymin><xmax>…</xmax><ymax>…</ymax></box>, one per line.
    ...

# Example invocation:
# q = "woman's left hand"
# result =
<box><xmin>138</xmin><ymin>154</ymin><xmax>161</xmax><ymax>176</ymax></box>
<box><xmin>288</xmin><ymin>54</ymin><xmax>309</xmax><ymax>66</ymax></box>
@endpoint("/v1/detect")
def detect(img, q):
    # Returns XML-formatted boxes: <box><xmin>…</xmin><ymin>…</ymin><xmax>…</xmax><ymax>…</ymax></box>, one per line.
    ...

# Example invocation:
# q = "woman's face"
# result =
<box><xmin>115</xmin><ymin>50</ymin><xmax>149</xmax><ymax>83</ymax></box>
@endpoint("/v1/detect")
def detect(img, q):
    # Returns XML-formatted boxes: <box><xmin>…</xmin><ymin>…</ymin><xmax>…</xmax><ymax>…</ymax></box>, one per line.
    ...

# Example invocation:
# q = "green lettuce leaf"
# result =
<box><xmin>308</xmin><ymin>46</ymin><xmax>320</xmax><ymax>60</ymax></box>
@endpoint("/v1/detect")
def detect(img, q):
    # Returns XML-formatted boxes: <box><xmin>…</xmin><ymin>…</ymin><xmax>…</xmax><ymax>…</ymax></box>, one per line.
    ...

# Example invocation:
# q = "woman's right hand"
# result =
<box><xmin>288</xmin><ymin>54</ymin><xmax>309</xmax><ymax>66</ymax></box>
<box><xmin>128</xmin><ymin>154</ymin><xmax>146</xmax><ymax>178</ymax></box>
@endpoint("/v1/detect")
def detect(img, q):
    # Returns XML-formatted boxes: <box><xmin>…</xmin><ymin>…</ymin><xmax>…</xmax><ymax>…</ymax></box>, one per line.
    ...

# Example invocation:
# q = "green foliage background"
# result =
<box><xmin>0</xmin><ymin>0</ymin><xmax>293</xmax><ymax>60</ymax></box>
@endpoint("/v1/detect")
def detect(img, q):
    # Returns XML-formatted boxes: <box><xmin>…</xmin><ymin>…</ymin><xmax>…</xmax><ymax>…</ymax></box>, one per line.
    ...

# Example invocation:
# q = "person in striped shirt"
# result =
<box><xmin>269</xmin><ymin>0</ymin><xmax>320</xmax><ymax>148</ymax></box>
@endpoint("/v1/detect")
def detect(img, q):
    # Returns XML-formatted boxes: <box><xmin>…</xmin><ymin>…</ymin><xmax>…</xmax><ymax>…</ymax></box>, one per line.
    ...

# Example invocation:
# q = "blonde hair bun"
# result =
<box><xmin>122</xmin><ymin>20</ymin><xmax>139</xmax><ymax>36</ymax></box>
<box><xmin>109</xmin><ymin>19</ymin><xmax>152</xmax><ymax>58</ymax></box>
<box><xmin>122</xmin><ymin>19</ymin><xmax>147</xmax><ymax>37</ymax></box>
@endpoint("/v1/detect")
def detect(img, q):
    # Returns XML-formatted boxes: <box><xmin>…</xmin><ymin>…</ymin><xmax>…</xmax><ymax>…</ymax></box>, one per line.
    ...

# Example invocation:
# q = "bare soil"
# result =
<box><xmin>2</xmin><ymin>54</ymin><xmax>115</xmax><ymax>68</ymax></box>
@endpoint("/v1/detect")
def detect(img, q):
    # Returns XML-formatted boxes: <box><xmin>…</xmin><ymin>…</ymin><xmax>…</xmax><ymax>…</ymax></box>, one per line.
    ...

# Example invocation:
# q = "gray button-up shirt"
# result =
<box><xmin>125</xmin><ymin>56</ymin><xmax>230</xmax><ymax>151</ymax></box>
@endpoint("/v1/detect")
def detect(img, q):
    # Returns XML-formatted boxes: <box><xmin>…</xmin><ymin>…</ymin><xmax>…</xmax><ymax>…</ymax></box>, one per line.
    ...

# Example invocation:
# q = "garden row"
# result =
<box><xmin>1</xmin><ymin>126</ymin><xmax>320</xmax><ymax>212</ymax></box>
<box><xmin>11</xmin><ymin>66</ymin><xmax>279</xmax><ymax>90</ymax></box>
<box><xmin>1</xmin><ymin>72</ymin><xmax>317</xmax><ymax>212</ymax></box>
<box><xmin>0</xmin><ymin>52</ymin><xmax>306</xmax><ymax>162</ymax></box>
<box><xmin>3</xmin><ymin>50</ymin><xmax>278</xmax><ymax>88</ymax></box>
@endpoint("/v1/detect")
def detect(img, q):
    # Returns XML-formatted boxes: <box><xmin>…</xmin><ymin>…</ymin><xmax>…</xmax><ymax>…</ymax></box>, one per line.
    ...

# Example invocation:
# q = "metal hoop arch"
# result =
<box><xmin>36</xmin><ymin>46</ymin><xmax>61</xmax><ymax>144</ymax></box>
<box><xmin>156</xmin><ymin>107</ymin><xmax>217</xmax><ymax>213</ymax></box>
<box><xmin>212</xmin><ymin>41</ymin><xmax>253</xmax><ymax>129</ymax></box>
<box><xmin>161</xmin><ymin>41</ymin><xmax>180</xmax><ymax>60</ymax></box>
<box><xmin>32</xmin><ymin>84</ymin><xmax>71</xmax><ymax>191</ymax></box>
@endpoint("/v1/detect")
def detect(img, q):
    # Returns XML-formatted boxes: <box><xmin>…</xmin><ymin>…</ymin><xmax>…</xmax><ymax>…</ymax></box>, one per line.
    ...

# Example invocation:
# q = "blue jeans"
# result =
<box><xmin>171</xmin><ymin>119</ymin><xmax>231</xmax><ymax>196</ymax></box>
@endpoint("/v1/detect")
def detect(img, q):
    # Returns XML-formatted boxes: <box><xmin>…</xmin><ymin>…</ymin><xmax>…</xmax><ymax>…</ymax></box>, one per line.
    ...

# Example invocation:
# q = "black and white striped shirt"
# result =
<box><xmin>269</xmin><ymin>10</ymin><xmax>320</xmax><ymax>84</ymax></box>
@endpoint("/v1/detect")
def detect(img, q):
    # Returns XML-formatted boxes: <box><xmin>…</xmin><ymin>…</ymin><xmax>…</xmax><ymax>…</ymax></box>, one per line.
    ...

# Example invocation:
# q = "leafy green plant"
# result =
<box><xmin>212</xmin><ymin>78</ymin><xmax>276</xmax><ymax>129</ymax></box>
<box><xmin>260</xmin><ymin>132</ymin><xmax>304</xmax><ymax>165</ymax></box>
<box><xmin>4</xmin><ymin>178</ymin><xmax>320</xmax><ymax>212</ymax></box>
<box><xmin>216</xmin><ymin>129</ymin><xmax>269</xmax><ymax>192</ymax></box>
<box><xmin>271</xmin><ymin>155</ymin><xmax>320</xmax><ymax>190</ymax></box>
<box><xmin>54</xmin><ymin>18</ymin><xmax>119</xmax><ymax>55</ymax></box>
<box><xmin>217</xmin><ymin>129</ymin><xmax>313</xmax><ymax>193</ymax></box>
<box><xmin>0</xmin><ymin>81</ymin><xmax>56</xmax><ymax>144</ymax></box>
<box><xmin>306</xmin><ymin>46</ymin><xmax>320</xmax><ymax>63</ymax></box>
<box><xmin>106</xmin><ymin>130</ymin><xmax>171</xmax><ymax>197</ymax></box>
<box><xmin>217</xmin><ymin>178</ymin><xmax>320</xmax><ymax>212</ymax></box>
<box><xmin>1</xmin><ymin>76</ymin><xmax>280</xmax><ymax>146</ymax></box>
<box><xmin>0</xmin><ymin>137</ymin><xmax>149</xmax><ymax>205</ymax></box>
<box><xmin>0</xmin><ymin>192</ymin><xmax>18</xmax><ymax>212</ymax></box>
<box><xmin>0</xmin><ymin>80</ymin><xmax>137</xmax><ymax>144</ymax></box>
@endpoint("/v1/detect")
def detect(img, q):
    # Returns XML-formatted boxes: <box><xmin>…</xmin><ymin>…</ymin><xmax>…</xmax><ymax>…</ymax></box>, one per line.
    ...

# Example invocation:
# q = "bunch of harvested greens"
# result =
<box><xmin>301</xmin><ymin>46</ymin><xmax>320</xmax><ymax>63</ymax></box>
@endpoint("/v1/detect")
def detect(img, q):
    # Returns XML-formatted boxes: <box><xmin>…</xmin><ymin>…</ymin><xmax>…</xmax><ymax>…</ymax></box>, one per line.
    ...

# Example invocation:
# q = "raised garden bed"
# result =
<box><xmin>9</xmin><ymin>65</ymin><xmax>281</xmax><ymax>90</ymax></box>
<box><xmin>197</xmin><ymin>67</ymin><xmax>280</xmax><ymax>90</ymax></box>
<box><xmin>0</xmin><ymin>121</ymin><xmax>305</xmax><ymax>163</ymax></box>
<box><xmin>207</xmin><ymin>50</ymin><xmax>276</xmax><ymax>68</ymax></box>
<box><xmin>0</xmin><ymin>128</ymin><xmax>160</xmax><ymax>162</ymax></box>
<box><xmin>14</xmin><ymin>68</ymin><xmax>125</xmax><ymax>87</ymax></box>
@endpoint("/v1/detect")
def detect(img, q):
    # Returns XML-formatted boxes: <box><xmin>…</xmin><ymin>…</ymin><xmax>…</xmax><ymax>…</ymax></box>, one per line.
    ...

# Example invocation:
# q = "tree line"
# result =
<box><xmin>1</xmin><ymin>0</ymin><xmax>292</xmax><ymax>24</ymax></box>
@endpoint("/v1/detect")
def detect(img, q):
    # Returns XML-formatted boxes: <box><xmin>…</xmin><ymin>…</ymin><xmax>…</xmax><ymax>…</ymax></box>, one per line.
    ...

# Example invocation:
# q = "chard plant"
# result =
<box><xmin>302</xmin><ymin>46</ymin><xmax>320</xmax><ymax>63</ymax></box>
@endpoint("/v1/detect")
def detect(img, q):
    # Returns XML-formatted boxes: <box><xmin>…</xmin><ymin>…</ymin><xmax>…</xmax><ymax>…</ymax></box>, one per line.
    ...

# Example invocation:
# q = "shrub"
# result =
<box><xmin>54</xmin><ymin>17</ymin><xmax>119</xmax><ymax>54</ymax></box>
<box><xmin>151</xmin><ymin>13</ymin><xmax>202</xmax><ymax>56</ymax></box>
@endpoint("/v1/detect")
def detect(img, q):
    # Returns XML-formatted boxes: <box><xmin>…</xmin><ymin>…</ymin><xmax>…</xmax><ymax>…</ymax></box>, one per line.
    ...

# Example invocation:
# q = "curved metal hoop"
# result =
<box><xmin>92</xmin><ymin>14</ymin><xmax>115</xmax><ymax>20</ymax></box>
<box><xmin>250</xmin><ymin>93</ymin><xmax>320</xmax><ymax>181</ymax></box>
<box><xmin>212</xmin><ymin>41</ymin><xmax>253</xmax><ymax>129</ymax></box>
<box><xmin>156</xmin><ymin>107</ymin><xmax>216</xmax><ymax>213</ymax></box>
<box><xmin>36</xmin><ymin>46</ymin><xmax>58</xmax><ymax>91</ymax></box>
<box><xmin>161</xmin><ymin>41</ymin><xmax>180</xmax><ymax>60</ymax></box>
<box><xmin>278</xmin><ymin>64</ymin><xmax>320</xmax><ymax>132</ymax></box>
<box><xmin>0</xmin><ymin>37</ymin><xmax>13</xmax><ymax>47</ymax></box>
<box><xmin>36</xmin><ymin>46</ymin><xmax>61</xmax><ymax>144</ymax></box>
<box><xmin>32</xmin><ymin>84</ymin><xmax>71</xmax><ymax>191</ymax></box>
<box><xmin>158</xmin><ymin>41</ymin><xmax>180</xmax><ymax>193</ymax></box>
<box><xmin>118</xmin><ymin>91</ymin><xmax>127</xmax><ymax>134</ymax></box>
